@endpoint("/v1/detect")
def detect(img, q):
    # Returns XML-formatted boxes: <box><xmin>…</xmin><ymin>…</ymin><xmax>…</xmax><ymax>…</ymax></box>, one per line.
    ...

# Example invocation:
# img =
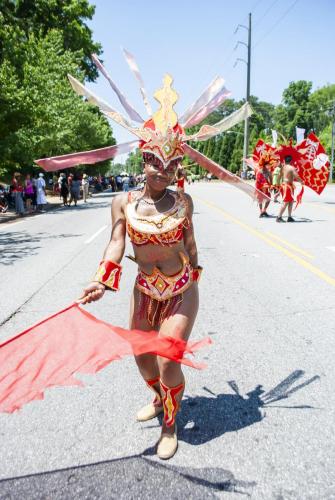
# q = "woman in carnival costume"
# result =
<box><xmin>34</xmin><ymin>52</ymin><xmax>257</xmax><ymax>459</ymax></box>
<box><xmin>81</xmin><ymin>111</ymin><xmax>202</xmax><ymax>459</ymax></box>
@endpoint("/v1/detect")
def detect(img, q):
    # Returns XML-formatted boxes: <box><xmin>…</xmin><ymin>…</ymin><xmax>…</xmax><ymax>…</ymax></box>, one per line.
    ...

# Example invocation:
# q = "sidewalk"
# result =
<box><xmin>0</xmin><ymin>193</ymin><xmax>63</xmax><ymax>224</ymax></box>
<box><xmin>0</xmin><ymin>189</ymin><xmax>119</xmax><ymax>224</ymax></box>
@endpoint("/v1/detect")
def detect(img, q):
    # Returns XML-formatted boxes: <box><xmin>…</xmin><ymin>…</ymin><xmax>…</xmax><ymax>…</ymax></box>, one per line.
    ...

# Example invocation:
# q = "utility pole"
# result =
<box><xmin>243</xmin><ymin>12</ymin><xmax>252</xmax><ymax>179</ymax></box>
<box><xmin>234</xmin><ymin>13</ymin><xmax>252</xmax><ymax>179</ymax></box>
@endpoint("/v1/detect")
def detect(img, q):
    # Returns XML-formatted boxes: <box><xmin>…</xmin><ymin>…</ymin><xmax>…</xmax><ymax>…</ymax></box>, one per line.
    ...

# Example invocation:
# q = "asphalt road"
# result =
<box><xmin>1</xmin><ymin>183</ymin><xmax>335</xmax><ymax>499</ymax></box>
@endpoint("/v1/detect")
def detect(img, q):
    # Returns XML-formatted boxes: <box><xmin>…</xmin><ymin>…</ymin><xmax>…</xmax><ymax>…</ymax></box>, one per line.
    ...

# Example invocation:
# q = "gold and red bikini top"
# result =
<box><xmin>125</xmin><ymin>190</ymin><xmax>189</xmax><ymax>246</ymax></box>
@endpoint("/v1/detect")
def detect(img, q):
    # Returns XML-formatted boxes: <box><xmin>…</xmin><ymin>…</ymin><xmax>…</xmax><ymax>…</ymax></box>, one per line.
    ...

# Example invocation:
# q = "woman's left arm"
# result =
<box><xmin>183</xmin><ymin>194</ymin><xmax>198</xmax><ymax>268</ymax></box>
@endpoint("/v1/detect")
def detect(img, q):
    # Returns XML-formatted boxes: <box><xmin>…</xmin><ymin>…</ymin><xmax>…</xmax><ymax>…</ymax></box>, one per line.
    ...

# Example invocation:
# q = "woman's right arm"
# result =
<box><xmin>79</xmin><ymin>194</ymin><xmax>127</xmax><ymax>304</ymax></box>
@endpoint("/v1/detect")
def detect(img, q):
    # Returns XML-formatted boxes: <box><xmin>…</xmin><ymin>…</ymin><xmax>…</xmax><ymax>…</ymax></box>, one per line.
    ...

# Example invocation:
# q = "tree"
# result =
<box><xmin>229</xmin><ymin>136</ymin><xmax>243</xmax><ymax>173</ymax></box>
<box><xmin>125</xmin><ymin>149</ymin><xmax>143</xmax><ymax>175</ymax></box>
<box><xmin>0</xmin><ymin>29</ymin><xmax>113</xmax><ymax>179</ymax></box>
<box><xmin>273</xmin><ymin>80</ymin><xmax>313</xmax><ymax>137</ymax></box>
<box><xmin>218</xmin><ymin>134</ymin><xmax>236</xmax><ymax>169</ymax></box>
<box><xmin>0</xmin><ymin>0</ymin><xmax>101</xmax><ymax>80</ymax></box>
<box><xmin>308</xmin><ymin>84</ymin><xmax>335</xmax><ymax>136</ymax></box>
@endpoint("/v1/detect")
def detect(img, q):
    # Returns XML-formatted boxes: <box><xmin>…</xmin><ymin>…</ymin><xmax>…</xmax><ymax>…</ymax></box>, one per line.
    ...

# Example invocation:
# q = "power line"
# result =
<box><xmin>221</xmin><ymin>0</ymin><xmax>262</xmax><ymax>72</ymax></box>
<box><xmin>252</xmin><ymin>0</ymin><xmax>299</xmax><ymax>49</ymax></box>
<box><xmin>253</xmin><ymin>0</ymin><xmax>280</xmax><ymax>29</ymax></box>
<box><xmin>198</xmin><ymin>0</ymin><xmax>268</xmax><ymax>81</ymax></box>
<box><xmin>250</xmin><ymin>0</ymin><xmax>265</xmax><ymax>13</ymax></box>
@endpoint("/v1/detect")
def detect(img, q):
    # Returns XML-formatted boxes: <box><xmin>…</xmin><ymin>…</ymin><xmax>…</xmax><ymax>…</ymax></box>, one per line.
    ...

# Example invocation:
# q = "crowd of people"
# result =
<box><xmin>55</xmin><ymin>172</ymin><xmax>147</xmax><ymax>207</ymax></box>
<box><xmin>0</xmin><ymin>172</ymin><xmax>47</xmax><ymax>216</ymax></box>
<box><xmin>0</xmin><ymin>171</ymin><xmax>148</xmax><ymax>215</ymax></box>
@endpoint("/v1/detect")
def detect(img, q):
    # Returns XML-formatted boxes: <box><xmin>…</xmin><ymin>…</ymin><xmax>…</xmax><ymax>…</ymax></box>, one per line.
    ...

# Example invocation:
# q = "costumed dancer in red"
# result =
<box><xmin>29</xmin><ymin>52</ymin><xmax>264</xmax><ymax>459</ymax></box>
<box><xmin>255</xmin><ymin>154</ymin><xmax>272</xmax><ymax>218</ymax></box>
<box><xmin>276</xmin><ymin>155</ymin><xmax>303</xmax><ymax>223</ymax></box>
<box><xmin>175</xmin><ymin>163</ymin><xmax>186</xmax><ymax>193</ymax></box>
<box><xmin>79</xmin><ymin>81</ymin><xmax>202</xmax><ymax>460</ymax></box>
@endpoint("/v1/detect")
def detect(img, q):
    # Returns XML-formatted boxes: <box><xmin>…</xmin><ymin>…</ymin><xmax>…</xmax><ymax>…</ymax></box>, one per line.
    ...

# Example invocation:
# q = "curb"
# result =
<box><xmin>0</xmin><ymin>199</ymin><xmax>63</xmax><ymax>224</ymax></box>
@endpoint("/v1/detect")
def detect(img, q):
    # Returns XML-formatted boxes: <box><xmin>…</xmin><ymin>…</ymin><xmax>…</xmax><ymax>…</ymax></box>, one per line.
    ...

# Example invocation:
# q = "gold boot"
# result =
<box><xmin>136</xmin><ymin>376</ymin><xmax>163</xmax><ymax>422</ymax></box>
<box><xmin>157</xmin><ymin>380</ymin><xmax>184</xmax><ymax>460</ymax></box>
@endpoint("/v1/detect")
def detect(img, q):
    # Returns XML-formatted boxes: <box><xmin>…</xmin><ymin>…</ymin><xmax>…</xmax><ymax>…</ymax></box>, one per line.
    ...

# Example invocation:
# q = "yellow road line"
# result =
<box><xmin>195</xmin><ymin>196</ymin><xmax>335</xmax><ymax>289</ymax></box>
<box><xmin>265</xmin><ymin>231</ymin><xmax>314</xmax><ymax>260</ymax></box>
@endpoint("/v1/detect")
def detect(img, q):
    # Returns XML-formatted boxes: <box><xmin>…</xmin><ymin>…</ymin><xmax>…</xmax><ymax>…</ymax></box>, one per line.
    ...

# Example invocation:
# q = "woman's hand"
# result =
<box><xmin>77</xmin><ymin>282</ymin><xmax>106</xmax><ymax>304</ymax></box>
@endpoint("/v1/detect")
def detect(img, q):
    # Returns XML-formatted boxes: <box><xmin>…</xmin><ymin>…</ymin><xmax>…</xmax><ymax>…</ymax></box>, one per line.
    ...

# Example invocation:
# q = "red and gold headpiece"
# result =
<box><xmin>258</xmin><ymin>149</ymin><xmax>280</xmax><ymax>169</ymax></box>
<box><xmin>138</xmin><ymin>75</ymin><xmax>185</xmax><ymax>168</ymax></box>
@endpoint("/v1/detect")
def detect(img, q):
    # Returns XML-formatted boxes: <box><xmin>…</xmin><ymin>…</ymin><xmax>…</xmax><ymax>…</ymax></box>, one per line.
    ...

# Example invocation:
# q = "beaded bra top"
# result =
<box><xmin>125</xmin><ymin>191</ymin><xmax>189</xmax><ymax>246</ymax></box>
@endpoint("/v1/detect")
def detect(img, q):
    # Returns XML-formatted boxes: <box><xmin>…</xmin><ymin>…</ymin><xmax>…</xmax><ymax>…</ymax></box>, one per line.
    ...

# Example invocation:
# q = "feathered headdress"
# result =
<box><xmin>35</xmin><ymin>49</ymin><xmax>263</xmax><ymax>200</ymax></box>
<box><xmin>258</xmin><ymin>149</ymin><xmax>280</xmax><ymax>169</ymax></box>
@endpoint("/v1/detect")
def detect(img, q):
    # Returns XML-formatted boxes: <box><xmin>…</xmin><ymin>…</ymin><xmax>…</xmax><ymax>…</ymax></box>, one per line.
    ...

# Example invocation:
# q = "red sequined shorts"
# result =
<box><xmin>135</xmin><ymin>253</ymin><xmax>201</xmax><ymax>327</ymax></box>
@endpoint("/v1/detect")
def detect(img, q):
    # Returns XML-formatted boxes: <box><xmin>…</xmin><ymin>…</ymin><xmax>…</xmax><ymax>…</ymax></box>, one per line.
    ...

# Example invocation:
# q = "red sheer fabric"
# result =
<box><xmin>184</xmin><ymin>144</ymin><xmax>271</xmax><ymax>202</ymax></box>
<box><xmin>0</xmin><ymin>303</ymin><xmax>210</xmax><ymax>413</ymax></box>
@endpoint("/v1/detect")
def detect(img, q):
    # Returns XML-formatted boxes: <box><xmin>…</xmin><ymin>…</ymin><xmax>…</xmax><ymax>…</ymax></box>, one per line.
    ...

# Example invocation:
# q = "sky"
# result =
<box><xmin>86</xmin><ymin>0</ymin><xmax>335</xmax><ymax>151</ymax></box>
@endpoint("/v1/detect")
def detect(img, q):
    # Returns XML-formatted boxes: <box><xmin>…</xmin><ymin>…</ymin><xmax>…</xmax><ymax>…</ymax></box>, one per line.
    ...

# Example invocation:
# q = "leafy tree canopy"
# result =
<box><xmin>0</xmin><ymin>0</ymin><xmax>101</xmax><ymax>80</ymax></box>
<box><xmin>0</xmin><ymin>29</ymin><xmax>113</xmax><ymax>179</ymax></box>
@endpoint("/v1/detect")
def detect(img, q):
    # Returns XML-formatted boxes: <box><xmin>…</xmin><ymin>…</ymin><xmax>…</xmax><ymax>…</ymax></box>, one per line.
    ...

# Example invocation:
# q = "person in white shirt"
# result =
<box><xmin>82</xmin><ymin>174</ymin><xmax>89</xmax><ymax>202</ymax></box>
<box><xmin>36</xmin><ymin>173</ymin><xmax>47</xmax><ymax>212</ymax></box>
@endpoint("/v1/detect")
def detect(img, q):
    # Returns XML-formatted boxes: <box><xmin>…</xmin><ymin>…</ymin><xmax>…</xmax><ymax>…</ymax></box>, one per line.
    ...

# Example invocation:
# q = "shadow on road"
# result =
<box><xmin>174</xmin><ymin>370</ymin><xmax>320</xmax><ymax>446</ymax></box>
<box><xmin>0</xmin><ymin>455</ymin><xmax>256</xmax><ymax>498</ymax></box>
<box><xmin>55</xmin><ymin>200</ymin><xmax>110</xmax><ymax>212</ymax></box>
<box><xmin>0</xmin><ymin>231</ymin><xmax>83</xmax><ymax>266</ymax></box>
<box><xmin>0</xmin><ymin>371</ymin><xmax>319</xmax><ymax>498</ymax></box>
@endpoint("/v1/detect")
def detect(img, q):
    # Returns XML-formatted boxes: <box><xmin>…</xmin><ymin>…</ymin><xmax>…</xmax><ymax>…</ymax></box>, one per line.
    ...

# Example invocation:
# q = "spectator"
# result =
<box><xmin>110</xmin><ymin>175</ymin><xmax>116</xmax><ymax>192</ymax></box>
<box><xmin>58</xmin><ymin>173</ymin><xmax>63</xmax><ymax>198</ymax></box>
<box><xmin>53</xmin><ymin>174</ymin><xmax>58</xmax><ymax>193</ymax></box>
<box><xmin>68</xmin><ymin>173</ymin><xmax>73</xmax><ymax>192</ymax></box>
<box><xmin>115</xmin><ymin>175</ymin><xmax>122</xmax><ymax>191</ymax></box>
<box><xmin>82</xmin><ymin>174</ymin><xmax>89</xmax><ymax>203</ymax></box>
<box><xmin>24</xmin><ymin>174</ymin><xmax>34</xmax><ymax>213</ymax></box>
<box><xmin>69</xmin><ymin>174</ymin><xmax>81</xmax><ymax>206</ymax></box>
<box><xmin>122</xmin><ymin>174</ymin><xmax>130</xmax><ymax>192</ymax></box>
<box><xmin>32</xmin><ymin>175</ymin><xmax>38</xmax><ymax>211</ymax></box>
<box><xmin>11</xmin><ymin>172</ymin><xmax>25</xmax><ymax>216</ymax></box>
<box><xmin>36</xmin><ymin>173</ymin><xmax>47</xmax><ymax>212</ymax></box>
<box><xmin>60</xmin><ymin>173</ymin><xmax>69</xmax><ymax>206</ymax></box>
<box><xmin>0</xmin><ymin>184</ymin><xmax>9</xmax><ymax>213</ymax></box>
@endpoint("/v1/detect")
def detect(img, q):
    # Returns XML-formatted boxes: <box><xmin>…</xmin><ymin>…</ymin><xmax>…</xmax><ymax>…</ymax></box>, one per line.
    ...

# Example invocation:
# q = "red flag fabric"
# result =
<box><xmin>293</xmin><ymin>133</ymin><xmax>329</xmax><ymax>195</ymax></box>
<box><xmin>0</xmin><ymin>303</ymin><xmax>211</xmax><ymax>414</ymax></box>
<box><xmin>295</xmin><ymin>185</ymin><xmax>304</xmax><ymax>209</ymax></box>
<box><xmin>276</xmin><ymin>133</ymin><xmax>329</xmax><ymax>195</ymax></box>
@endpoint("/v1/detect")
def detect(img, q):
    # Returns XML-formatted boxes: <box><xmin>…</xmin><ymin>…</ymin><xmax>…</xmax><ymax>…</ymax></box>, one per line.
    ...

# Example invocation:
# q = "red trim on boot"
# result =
<box><xmin>160</xmin><ymin>380</ymin><xmax>184</xmax><ymax>427</ymax></box>
<box><xmin>146</xmin><ymin>376</ymin><xmax>161</xmax><ymax>407</ymax></box>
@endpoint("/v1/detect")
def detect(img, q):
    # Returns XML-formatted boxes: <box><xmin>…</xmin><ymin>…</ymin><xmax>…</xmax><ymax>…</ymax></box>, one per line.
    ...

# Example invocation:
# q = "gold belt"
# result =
<box><xmin>135</xmin><ymin>252</ymin><xmax>193</xmax><ymax>301</ymax></box>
